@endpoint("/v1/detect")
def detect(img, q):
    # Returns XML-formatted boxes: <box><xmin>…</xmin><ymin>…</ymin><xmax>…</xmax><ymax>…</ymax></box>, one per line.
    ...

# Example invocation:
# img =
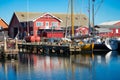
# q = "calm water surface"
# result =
<box><xmin>0</xmin><ymin>51</ymin><xmax>120</xmax><ymax>80</ymax></box>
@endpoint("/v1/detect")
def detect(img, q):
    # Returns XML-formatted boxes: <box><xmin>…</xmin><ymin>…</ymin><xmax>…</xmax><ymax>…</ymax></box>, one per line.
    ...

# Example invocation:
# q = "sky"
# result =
<box><xmin>0</xmin><ymin>0</ymin><xmax>120</xmax><ymax>25</ymax></box>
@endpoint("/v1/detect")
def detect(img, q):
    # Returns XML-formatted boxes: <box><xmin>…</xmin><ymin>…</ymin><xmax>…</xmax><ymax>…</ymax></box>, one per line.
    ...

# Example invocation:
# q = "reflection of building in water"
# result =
<box><xmin>1</xmin><ymin>61</ymin><xmax>18</xmax><ymax>80</ymax></box>
<box><xmin>71</xmin><ymin>54</ymin><xmax>92</xmax><ymax>69</ymax></box>
<box><xmin>33</xmin><ymin>56</ymin><xmax>70</xmax><ymax>72</ymax></box>
<box><xmin>70</xmin><ymin>53</ymin><xmax>94</xmax><ymax>80</ymax></box>
<box><xmin>1</xmin><ymin>51</ymin><xmax>120</xmax><ymax>80</ymax></box>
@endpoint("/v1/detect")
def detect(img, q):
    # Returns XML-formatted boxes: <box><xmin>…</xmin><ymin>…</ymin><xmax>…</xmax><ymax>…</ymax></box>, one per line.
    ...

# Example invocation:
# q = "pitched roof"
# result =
<box><xmin>96</xmin><ymin>25</ymin><xmax>120</xmax><ymax>28</ymax></box>
<box><xmin>15</xmin><ymin>12</ymin><xmax>44</xmax><ymax>22</ymax></box>
<box><xmin>14</xmin><ymin>12</ymin><xmax>88</xmax><ymax>27</ymax></box>
<box><xmin>95</xmin><ymin>28</ymin><xmax>112</xmax><ymax>33</ymax></box>
<box><xmin>0</xmin><ymin>18</ymin><xmax>8</xmax><ymax>29</ymax></box>
<box><xmin>99</xmin><ymin>20</ymin><xmax>120</xmax><ymax>25</ymax></box>
<box><xmin>53</xmin><ymin>13</ymin><xmax>88</xmax><ymax>27</ymax></box>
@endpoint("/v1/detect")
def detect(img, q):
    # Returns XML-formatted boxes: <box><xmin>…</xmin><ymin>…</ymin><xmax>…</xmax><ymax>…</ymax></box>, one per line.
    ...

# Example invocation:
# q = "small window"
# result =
<box><xmin>116</xmin><ymin>29</ymin><xmax>118</xmax><ymax>33</ymax></box>
<box><xmin>21</xmin><ymin>22</ymin><xmax>26</xmax><ymax>27</ymax></box>
<box><xmin>46</xmin><ymin>22</ymin><xmax>49</xmax><ymax>26</ymax></box>
<box><xmin>37</xmin><ymin>31</ymin><xmax>41</xmax><ymax>34</ymax></box>
<box><xmin>30</xmin><ymin>31</ymin><xmax>33</xmax><ymax>35</ymax></box>
<box><xmin>51</xmin><ymin>22</ymin><xmax>58</xmax><ymax>28</ymax></box>
<box><xmin>36</xmin><ymin>22</ymin><xmax>43</xmax><ymax>27</ymax></box>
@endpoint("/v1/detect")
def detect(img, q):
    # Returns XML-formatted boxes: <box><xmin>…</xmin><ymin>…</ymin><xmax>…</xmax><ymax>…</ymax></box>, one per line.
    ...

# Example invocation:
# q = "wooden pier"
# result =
<box><xmin>0</xmin><ymin>38</ymin><xmax>18</xmax><ymax>60</ymax></box>
<box><xmin>18</xmin><ymin>42</ymin><xmax>81</xmax><ymax>56</ymax></box>
<box><xmin>0</xmin><ymin>38</ymin><xmax>81</xmax><ymax>59</ymax></box>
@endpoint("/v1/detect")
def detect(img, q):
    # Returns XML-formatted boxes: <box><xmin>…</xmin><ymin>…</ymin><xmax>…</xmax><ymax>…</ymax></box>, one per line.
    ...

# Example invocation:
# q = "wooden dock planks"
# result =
<box><xmin>18</xmin><ymin>42</ymin><xmax>81</xmax><ymax>55</ymax></box>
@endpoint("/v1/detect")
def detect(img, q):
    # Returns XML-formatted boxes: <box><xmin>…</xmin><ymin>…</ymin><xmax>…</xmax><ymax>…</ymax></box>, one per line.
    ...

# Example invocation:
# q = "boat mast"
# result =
<box><xmin>88</xmin><ymin>0</ymin><xmax>91</xmax><ymax>34</ymax></box>
<box><xmin>92</xmin><ymin>0</ymin><xmax>95</xmax><ymax>34</ymax></box>
<box><xmin>71</xmin><ymin>0</ymin><xmax>74</xmax><ymax>38</ymax></box>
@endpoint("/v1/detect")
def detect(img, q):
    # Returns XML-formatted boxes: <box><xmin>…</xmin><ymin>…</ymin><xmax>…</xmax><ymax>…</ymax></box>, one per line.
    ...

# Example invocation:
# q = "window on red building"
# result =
<box><xmin>51</xmin><ymin>22</ymin><xmax>58</xmax><ymax>28</ymax></box>
<box><xmin>116</xmin><ymin>29</ymin><xmax>118</xmax><ymax>33</ymax></box>
<box><xmin>36</xmin><ymin>22</ymin><xmax>43</xmax><ymax>27</ymax></box>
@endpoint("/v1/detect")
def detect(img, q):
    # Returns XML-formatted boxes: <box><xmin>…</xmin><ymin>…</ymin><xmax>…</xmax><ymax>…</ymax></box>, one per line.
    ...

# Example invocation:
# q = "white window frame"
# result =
<box><xmin>51</xmin><ymin>22</ymin><xmax>58</xmax><ymax>28</ymax></box>
<box><xmin>36</xmin><ymin>22</ymin><xmax>43</xmax><ymax>27</ymax></box>
<box><xmin>45</xmin><ymin>21</ymin><xmax>49</xmax><ymax>29</ymax></box>
<box><xmin>116</xmin><ymin>29</ymin><xmax>118</xmax><ymax>33</ymax></box>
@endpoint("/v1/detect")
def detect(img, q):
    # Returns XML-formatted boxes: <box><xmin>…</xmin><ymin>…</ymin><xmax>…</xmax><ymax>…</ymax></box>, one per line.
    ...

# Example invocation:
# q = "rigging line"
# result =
<box><xmin>74</xmin><ymin>0</ymin><xmax>82</xmax><ymax>28</ymax></box>
<box><xmin>74</xmin><ymin>0</ymin><xmax>80</xmax><ymax>13</ymax></box>
<box><xmin>65</xmin><ymin>0</ymin><xmax>70</xmax><ymax>37</ymax></box>
<box><xmin>94</xmin><ymin>0</ymin><xmax>104</xmax><ymax>16</ymax></box>
<box><xmin>74</xmin><ymin>0</ymin><xmax>78</xmax><ymax>28</ymax></box>
<box><xmin>80</xmin><ymin>0</ymin><xmax>83</xmax><ymax>14</ymax></box>
<box><xmin>78</xmin><ymin>0</ymin><xmax>84</xmax><ymax>27</ymax></box>
<box><xmin>27</xmin><ymin>0</ymin><xmax>30</xmax><ymax>36</ymax></box>
<box><xmin>88</xmin><ymin>0</ymin><xmax>91</xmax><ymax>33</ymax></box>
<box><xmin>74</xmin><ymin>0</ymin><xmax>82</xmax><ymax>27</ymax></box>
<box><xmin>27</xmin><ymin>0</ymin><xmax>29</xmax><ymax>21</ymax></box>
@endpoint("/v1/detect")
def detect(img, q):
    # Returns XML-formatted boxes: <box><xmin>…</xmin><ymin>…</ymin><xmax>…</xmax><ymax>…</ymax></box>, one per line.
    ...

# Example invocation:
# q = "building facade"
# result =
<box><xmin>0</xmin><ymin>18</ymin><xmax>8</xmax><ymax>41</ymax></box>
<box><xmin>97</xmin><ymin>20</ymin><xmax>120</xmax><ymax>37</ymax></box>
<box><xmin>9</xmin><ymin>12</ymin><xmax>88</xmax><ymax>42</ymax></box>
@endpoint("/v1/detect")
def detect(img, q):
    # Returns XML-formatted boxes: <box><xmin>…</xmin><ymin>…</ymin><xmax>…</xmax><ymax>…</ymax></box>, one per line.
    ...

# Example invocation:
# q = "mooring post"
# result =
<box><xmin>15</xmin><ymin>37</ymin><xmax>18</xmax><ymax>51</ymax></box>
<box><xmin>4</xmin><ymin>37</ymin><xmax>7</xmax><ymax>53</ymax></box>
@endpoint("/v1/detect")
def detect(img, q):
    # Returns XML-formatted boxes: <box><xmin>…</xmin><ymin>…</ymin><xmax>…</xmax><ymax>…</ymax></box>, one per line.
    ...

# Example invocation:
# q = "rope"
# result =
<box><xmin>65</xmin><ymin>0</ymin><xmax>71</xmax><ymax>38</ymax></box>
<box><xmin>94</xmin><ymin>0</ymin><xmax>104</xmax><ymax>16</ymax></box>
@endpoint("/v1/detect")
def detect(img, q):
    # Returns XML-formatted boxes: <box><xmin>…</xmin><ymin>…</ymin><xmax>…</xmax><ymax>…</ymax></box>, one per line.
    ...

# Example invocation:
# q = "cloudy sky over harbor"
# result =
<box><xmin>0</xmin><ymin>0</ymin><xmax>120</xmax><ymax>25</ymax></box>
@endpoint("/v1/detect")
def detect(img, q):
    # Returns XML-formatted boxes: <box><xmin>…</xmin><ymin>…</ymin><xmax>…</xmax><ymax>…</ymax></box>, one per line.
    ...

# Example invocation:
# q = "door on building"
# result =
<box><xmin>14</xmin><ymin>27</ymin><xmax>18</xmax><ymax>38</ymax></box>
<box><xmin>45</xmin><ymin>22</ymin><xmax>49</xmax><ymax>29</ymax></box>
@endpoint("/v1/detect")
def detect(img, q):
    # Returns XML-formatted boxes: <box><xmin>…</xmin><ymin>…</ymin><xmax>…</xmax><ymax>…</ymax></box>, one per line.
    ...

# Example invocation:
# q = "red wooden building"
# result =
<box><xmin>9</xmin><ymin>12</ymin><xmax>63</xmax><ymax>42</ymax></box>
<box><xmin>8</xmin><ymin>12</ymin><xmax>88</xmax><ymax>42</ymax></box>
<box><xmin>97</xmin><ymin>20</ymin><xmax>120</xmax><ymax>37</ymax></box>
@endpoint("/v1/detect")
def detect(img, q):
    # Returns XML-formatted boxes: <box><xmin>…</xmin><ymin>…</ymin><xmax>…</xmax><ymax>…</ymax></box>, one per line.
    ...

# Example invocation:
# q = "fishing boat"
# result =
<box><xmin>81</xmin><ymin>42</ymin><xmax>94</xmax><ymax>51</ymax></box>
<box><xmin>116</xmin><ymin>37</ymin><xmax>120</xmax><ymax>51</ymax></box>
<box><xmin>94</xmin><ymin>38</ymin><xmax>118</xmax><ymax>51</ymax></box>
<box><xmin>68</xmin><ymin>0</ymin><xmax>94</xmax><ymax>51</ymax></box>
<box><xmin>84</xmin><ymin>0</ymin><xmax>118</xmax><ymax>51</ymax></box>
<box><xmin>105</xmin><ymin>38</ymin><xmax>118</xmax><ymax>50</ymax></box>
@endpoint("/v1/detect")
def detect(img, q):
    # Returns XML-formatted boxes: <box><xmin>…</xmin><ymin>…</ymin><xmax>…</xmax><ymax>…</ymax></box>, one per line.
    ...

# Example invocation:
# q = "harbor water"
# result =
<box><xmin>0</xmin><ymin>51</ymin><xmax>120</xmax><ymax>80</ymax></box>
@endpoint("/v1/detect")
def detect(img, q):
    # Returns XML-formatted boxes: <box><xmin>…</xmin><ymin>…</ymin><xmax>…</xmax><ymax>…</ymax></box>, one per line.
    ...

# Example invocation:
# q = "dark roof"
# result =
<box><xmin>38</xmin><ymin>29</ymin><xmax>63</xmax><ymax>32</ymax></box>
<box><xmin>96</xmin><ymin>25</ymin><xmax>120</xmax><ymax>28</ymax></box>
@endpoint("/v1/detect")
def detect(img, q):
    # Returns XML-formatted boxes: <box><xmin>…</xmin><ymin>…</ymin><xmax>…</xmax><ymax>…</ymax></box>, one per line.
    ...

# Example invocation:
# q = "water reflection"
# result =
<box><xmin>0</xmin><ymin>51</ymin><xmax>120</xmax><ymax>80</ymax></box>
<box><xmin>0</xmin><ymin>61</ymin><xmax>18</xmax><ymax>80</ymax></box>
